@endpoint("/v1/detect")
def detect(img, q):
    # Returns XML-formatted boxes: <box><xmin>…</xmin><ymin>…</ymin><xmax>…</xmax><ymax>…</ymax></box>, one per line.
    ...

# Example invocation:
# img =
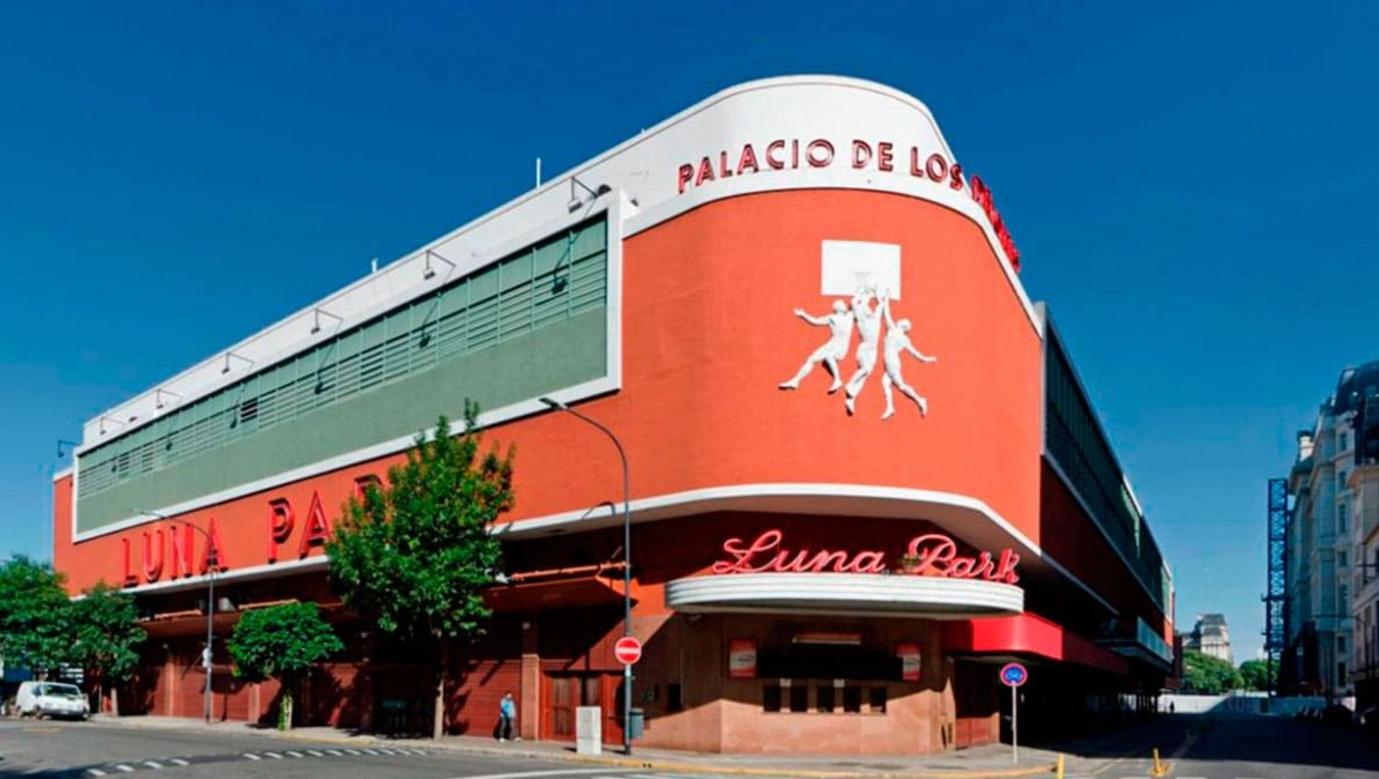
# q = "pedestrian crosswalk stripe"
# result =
<box><xmin>362</xmin><ymin>748</ymin><xmax>380</xmax><ymax>755</ymax></box>
<box><xmin>143</xmin><ymin>761</ymin><xmax>164</xmax><ymax>769</ymax></box>
<box><xmin>344</xmin><ymin>748</ymin><xmax>362</xmax><ymax>755</ymax></box>
<box><xmin>326</xmin><ymin>749</ymin><xmax>344</xmax><ymax>756</ymax></box>
<box><xmin>169</xmin><ymin>759</ymin><xmax>190</xmax><ymax>767</ymax></box>
<box><xmin>264</xmin><ymin>751</ymin><xmax>283</xmax><ymax>759</ymax></box>
<box><xmin>86</xmin><ymin>770</ymin><xmax>107</xmax><ymax>777</ymax></box>
<box><xmin>244</xmin><ymin>753</ymin><xmax>261</xmax><ymax>760</ymax></box>
<box><xmin>306</xmin><ymin>749</ymin><xmax>325</xmax><ymax>756</ymax></box>
<box><xmin>114</xmin><ymin>767</ymin><xmax>134</xmax><ymax>774</ymax></box>
<box><xmin>286</xmin><ymin>750</ymin><xmax>305</xmax><ymax>758</ymax></box>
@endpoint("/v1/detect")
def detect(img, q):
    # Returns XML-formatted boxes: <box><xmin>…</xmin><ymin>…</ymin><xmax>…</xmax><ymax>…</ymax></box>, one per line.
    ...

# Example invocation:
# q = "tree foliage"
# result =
<box><xmin>326</xmin><ymin>406</ymin><xmax>512</xmax><ymax>737</ymax></box>
<box><xmin>227</xmin><ymin>602</ymin><xmax>343</xmax><ymax>730</ymax></box>
<box><xmin>1182</xmin><ymin>649</ymin><xmax>1243</xmax><ymax>694</ymax></box>
<box><xmin>70</xmin><ymin>582</ymin><xmax>146</xmax><ymax>713</ymax></box>
<box><xmin>1238</xmin><ymin>658</ymin><xmax>1275</xmax><ymax>691</ymax></box>
<box><xmin>0</xmin><ymin>556</ymin><xmax>72</xmax><ymax>675</ymax></box>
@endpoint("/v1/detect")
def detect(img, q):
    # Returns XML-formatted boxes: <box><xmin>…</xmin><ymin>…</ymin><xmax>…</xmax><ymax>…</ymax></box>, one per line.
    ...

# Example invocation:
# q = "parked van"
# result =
<box><xmin>15</xmin><ymin>681</ymin><xmax>89</xmax><ymax>720</ymax></box>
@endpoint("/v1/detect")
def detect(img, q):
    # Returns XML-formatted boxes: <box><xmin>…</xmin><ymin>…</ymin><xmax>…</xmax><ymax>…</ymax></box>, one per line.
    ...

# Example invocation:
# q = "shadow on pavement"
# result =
<box><xmin>1020</xmin><ymin>711</ymin><xmax>1379</xmax><ymax>772</ymax></box>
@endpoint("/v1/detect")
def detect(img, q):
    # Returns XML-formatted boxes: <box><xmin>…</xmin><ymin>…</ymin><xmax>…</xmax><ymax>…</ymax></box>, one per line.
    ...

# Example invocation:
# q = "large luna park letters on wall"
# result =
<box><xmin>710</xmin><ymin>529</ymin><xmax>1020</xmax><ymax>584</ymax></box>
<box><xmin>117</xmin><ymin>490</ymin><xmax>340</xmax><ymax>587</ymax></box>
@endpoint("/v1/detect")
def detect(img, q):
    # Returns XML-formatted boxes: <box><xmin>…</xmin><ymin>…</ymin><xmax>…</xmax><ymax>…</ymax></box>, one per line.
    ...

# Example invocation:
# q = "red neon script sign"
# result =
<box><xmin>711</xmin><ymin>529</ymin><xmax>1019</xmax><ymax>584</ymax></box>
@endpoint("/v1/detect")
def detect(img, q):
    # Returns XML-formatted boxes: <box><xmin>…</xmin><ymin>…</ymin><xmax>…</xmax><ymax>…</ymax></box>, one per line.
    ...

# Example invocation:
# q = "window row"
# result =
<box><xmin>761</xmin><ymin>681</ymin><xmax>888</xmax><ymax>714</ymax></box>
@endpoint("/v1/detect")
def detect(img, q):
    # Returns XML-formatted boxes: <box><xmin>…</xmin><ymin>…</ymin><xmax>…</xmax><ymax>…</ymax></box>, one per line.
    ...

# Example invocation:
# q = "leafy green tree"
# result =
<box><xmin>0</xmin><ymin>556</ymin><xmax>72</xmax><ymax>677</ymax></box>
<box><xmin>70</xmin><ymin>582</ymin><xmax>146</xmax><ymax>715</ymax></box>
<box><xmin>1182</xmin><ymin>650</ymin><xmax>1244</xmax><ymax>694</ymax></box>
<box><xmin>327</xmin><ymin>407</ymin><xmax>512</xmax><ymax>739</ymax></box>
<box><xmin>1238</xmin><ymin>658</ymin><xmax>1275</xmax><ymax>691</ymax></box>
<box><xmin>227</xmin><ymin>602</ymin><xmax>343</xmax><ymax>730</ymax></box>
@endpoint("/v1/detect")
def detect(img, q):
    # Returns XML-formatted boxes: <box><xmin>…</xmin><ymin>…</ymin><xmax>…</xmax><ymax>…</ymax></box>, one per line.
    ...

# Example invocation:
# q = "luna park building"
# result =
<box><xmin>51</xmin><ymin>76</ymin><xmax>1175</xmax><ymax>755</ymax></box>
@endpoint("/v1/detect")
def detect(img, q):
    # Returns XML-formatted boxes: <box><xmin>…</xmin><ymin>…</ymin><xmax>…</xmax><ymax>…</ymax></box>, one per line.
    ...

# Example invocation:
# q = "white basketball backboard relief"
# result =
<box><xmin>781</xmin><ymin>240</ymin><xmax>937</xmax><ymax>420</ymax></box>
<box><xmin>820</xmin><ymin>241</ymin><xmax>902</xmax><ymax>299</ymax></box>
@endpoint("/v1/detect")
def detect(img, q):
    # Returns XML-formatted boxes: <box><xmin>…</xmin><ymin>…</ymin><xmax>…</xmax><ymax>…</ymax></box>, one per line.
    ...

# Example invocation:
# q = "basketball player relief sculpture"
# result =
<box><xmin>778</xmin><ymin>241</ymin><xmax>937</xmax><ymax>420</ymax></box>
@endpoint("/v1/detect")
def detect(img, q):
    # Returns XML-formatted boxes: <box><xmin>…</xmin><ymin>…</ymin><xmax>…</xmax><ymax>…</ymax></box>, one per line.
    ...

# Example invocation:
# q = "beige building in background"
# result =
<box><xmin>1184</xmin><ymin>613</ymin><xmax>1232</xmax><ymax>664</ymax></box>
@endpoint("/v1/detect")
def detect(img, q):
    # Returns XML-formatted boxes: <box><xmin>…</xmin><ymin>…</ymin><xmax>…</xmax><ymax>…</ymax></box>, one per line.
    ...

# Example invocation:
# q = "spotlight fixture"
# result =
<box><xmin>154</xmin><ymin>387</ymin><xmax>183</xmax><ymax>410</ymax></box>
<box><xmin>424</xmin><ymin>249</ymin><xmax>456</xmax><ymax>281</ymax></box>
<box><xmin>220</xmin><ymin>351</ymin><xmax>254</xmax><ymax>375</ymax></box>
<box><xmin>310</xmin><ymin>307</ymin><xmax>343</xmax><ymax>335</ymax></box>
<box><xmin>567</xmin><ymin>177</ymin><xmax>611</xmax><ymax>213</ymax></box>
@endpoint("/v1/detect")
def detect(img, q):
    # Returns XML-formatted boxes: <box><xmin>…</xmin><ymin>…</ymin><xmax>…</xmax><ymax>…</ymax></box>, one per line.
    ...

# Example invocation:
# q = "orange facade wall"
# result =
<box><xmin>55</xmin><ymin>189</ymin><xmax>1042</xmax><ymax>595</ymax></box>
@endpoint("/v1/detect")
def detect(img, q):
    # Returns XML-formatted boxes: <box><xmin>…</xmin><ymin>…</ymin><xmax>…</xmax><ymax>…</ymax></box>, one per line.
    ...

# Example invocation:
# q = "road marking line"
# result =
<box><xmin>170</xmin><ymin>759</ymin><xmax>190</xmax><ymax>767</ymax></box>
<box><xmin>286</xmin><ymin>750</ymin><xmax>305</xmax><ymax>758</ymax></box>
<box><xmin>323</xmin><ymin>748</ymin><xmax>343</xmax><ymax>756</ymax></box>
<box><xmin>143</xmin><ymin>761</ymin><xmax>164</xmax><ymax>769</ymax></box>
<box><xmin>362</xmin><ymin>748</ymin><xmax>380</xmax><ymax>755</ymax></box>
<box><xmin>344</xmin><ymin>748</ymin><xmax>362</xmax><ymax>755</ymax></box>
<box><xmin>244</xmin><ymin>753</ymin><xmax>262</xmax><ymax>760</ymax></box>
<box><xmin>306</xmin><ymin>749</ymin><xmax>326</xmax><ymax>756</ymax></box>
<box><xmin>115</xmin><ymin>767</ymin><xmax>135</xmax><ymax>774</ymax></box>
<box><xmin>263</xmin><ymin>751</ymin><xmax>283</xmax><ymax>759</ymax></box>
<box><xmin>86</xmin><ymin>771</ymin><xmax>107</xmax><ymax>777</ymax></box>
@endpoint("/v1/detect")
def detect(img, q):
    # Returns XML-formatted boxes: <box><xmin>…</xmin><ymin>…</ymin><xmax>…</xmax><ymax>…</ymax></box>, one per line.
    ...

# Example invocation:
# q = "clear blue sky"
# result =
<box><xmin>2</xmin><ymin>3</ymin><xmax>1375</xmax><ymax>661</ymax></box>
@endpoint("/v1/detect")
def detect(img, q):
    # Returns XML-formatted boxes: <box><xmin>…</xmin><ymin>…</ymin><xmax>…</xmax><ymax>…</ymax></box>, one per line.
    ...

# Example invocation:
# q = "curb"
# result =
<box><xmin>566</xmin><ymin>753</ymin><xmax>1057</xmax><ymax>779</ymax></box>
<box><xmin>88</xmin><ymin>717</ymin><xmax>1057</xmax><ymax>778</ymax></box>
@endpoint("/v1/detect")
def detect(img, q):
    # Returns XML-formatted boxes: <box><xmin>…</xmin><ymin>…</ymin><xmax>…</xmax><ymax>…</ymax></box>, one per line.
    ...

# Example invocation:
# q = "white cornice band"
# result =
<box><xmin>666</xmin><ymin>572</ymin><xmax>1023</xmax><ymax>619</ymax></box>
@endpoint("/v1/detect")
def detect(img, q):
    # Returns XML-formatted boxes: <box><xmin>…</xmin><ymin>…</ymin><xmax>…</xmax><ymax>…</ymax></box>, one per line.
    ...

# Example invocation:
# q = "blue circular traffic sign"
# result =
<box><xmin>999</xmin><ymin>662</ymin><xmax>1028</xmax><ymax>687</ymax></box>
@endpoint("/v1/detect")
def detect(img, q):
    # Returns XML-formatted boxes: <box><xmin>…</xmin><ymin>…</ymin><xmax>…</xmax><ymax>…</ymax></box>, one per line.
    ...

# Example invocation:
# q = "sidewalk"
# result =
<box><xmin>93</xmin><ymin>714</ymin><xmax>1061</xmax><ymax>778</ymax></box>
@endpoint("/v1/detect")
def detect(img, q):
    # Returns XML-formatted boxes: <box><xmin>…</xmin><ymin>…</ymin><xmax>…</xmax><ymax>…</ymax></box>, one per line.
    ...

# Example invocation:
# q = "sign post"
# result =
<box><xmin>999</xmin><ymin>662</ymin><xmax>1028</xmax><ymax>765</ymax></box>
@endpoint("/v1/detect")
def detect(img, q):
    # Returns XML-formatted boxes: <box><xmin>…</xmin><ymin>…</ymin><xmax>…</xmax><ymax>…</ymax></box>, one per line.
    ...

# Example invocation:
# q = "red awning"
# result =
<box><xmin>942</xmin><ymin>613</ymin><xmax>1130</xmax><ymax>675</ymax></box>
<box><xmin>486</xmin><ymin>574</ymin><xmax>630</xmax><ymax>612</ymax></box>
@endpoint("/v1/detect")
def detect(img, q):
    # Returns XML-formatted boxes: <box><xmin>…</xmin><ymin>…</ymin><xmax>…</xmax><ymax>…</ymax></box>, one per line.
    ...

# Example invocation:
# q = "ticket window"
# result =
<box><xmin>753</xmin><ymin>635</ymin><xmax>901</xmax><ymax>715</ymax></box>
<box><xmin>761</xmin><ymin>680</ymin><xmax>887</xmax><ymax>714</ymax></box>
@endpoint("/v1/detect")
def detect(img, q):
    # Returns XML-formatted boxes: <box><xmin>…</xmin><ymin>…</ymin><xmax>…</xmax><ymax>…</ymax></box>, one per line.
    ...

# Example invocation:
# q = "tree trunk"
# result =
<box><xmin>432</xmin><ymin>639</ymin><xmax>449</xmax><ymax>740</ymax></box>
<box><xmin>280</xmin><ymin>686</ymin><xmax>294</xmax><ymax>731</ymax></box>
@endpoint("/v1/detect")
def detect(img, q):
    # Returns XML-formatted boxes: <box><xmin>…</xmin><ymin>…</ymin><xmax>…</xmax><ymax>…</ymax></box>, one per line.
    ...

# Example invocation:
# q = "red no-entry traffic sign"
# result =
<box><xmin>613</xmin><ymin>636</ymin><xmax>643</xmax><ymax>665</ymax></box>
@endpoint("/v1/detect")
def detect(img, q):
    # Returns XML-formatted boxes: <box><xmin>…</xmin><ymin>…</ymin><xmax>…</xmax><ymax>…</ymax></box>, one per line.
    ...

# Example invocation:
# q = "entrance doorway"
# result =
<box><xmin>953</xmin><ymin>661</ymin><xmax>999</xmax><ymax>748</ymax></box>
<box><xmin>542</xmin><ymin>672</ymin><xmax>623</xmax><ymax>745</ymax></box>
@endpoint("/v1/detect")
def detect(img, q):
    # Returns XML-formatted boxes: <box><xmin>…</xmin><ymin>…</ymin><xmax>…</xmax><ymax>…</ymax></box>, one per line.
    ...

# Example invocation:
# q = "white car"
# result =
<box><xmin>15</xmin><ymin>681</ymin><xmax>89</xmax><ymax>720</ymax></box>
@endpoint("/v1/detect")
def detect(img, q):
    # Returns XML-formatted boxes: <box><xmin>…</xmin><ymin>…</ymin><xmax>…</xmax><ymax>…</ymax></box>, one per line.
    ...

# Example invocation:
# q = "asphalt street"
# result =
<box><xmin>1161</xmin><ymin>711</ymin><xmax>1379</xmax><ymax>779</ymax></box>
<box><xmin>1</xmin><ymin>711</ymin><xmax>1377</xmax><ymax>778</ymax></box>
<box><xmin>0</xmin><ymin>719</ymin><xmax>713</xmax><ymax>779</ymax></box>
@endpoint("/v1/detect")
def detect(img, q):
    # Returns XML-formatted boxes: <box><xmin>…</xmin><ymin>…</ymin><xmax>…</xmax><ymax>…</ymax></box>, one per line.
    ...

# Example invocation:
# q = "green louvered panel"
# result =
<box><xmin>77</xmin><ymin>216</ymin><xmax>608</xmax><ymax>532</ymax></box>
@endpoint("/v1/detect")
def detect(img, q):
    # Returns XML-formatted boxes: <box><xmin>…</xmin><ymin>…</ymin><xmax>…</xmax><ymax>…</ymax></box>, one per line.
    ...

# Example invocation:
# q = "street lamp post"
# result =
<box><xmin>138</xmin><ymin>510</ymin><xmax>217</xmax><ymax>725</ymax></box>
<box><xmin>539</xmin><ymin>397</ymin><xmax>633</xmax><ymax>755</ymax></box>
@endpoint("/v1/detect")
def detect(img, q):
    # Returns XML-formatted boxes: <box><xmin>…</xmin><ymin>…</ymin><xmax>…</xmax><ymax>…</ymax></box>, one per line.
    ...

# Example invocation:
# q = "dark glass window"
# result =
<box><xmin>843</xmin><ymin>686</ymin><xmax>862</xmax><ymax>713</ymax></box>
<box><xmin>869</xmin><ymin>687</ymin><xmax>888</xmax><ymax>713</ymax></box>
<box><xmin>789</xmin><ymin>685</ymin><xmax>808</xmax><ymax>713</ymax></box>
<box><xmin>763</xmin><ymin>684</ymin><xmax>781</xmax><ymax>712</ymax></box>
<box><xmin>816</xmin><ymin>685</ymin><xmax>836</xmax><ymax>713</ymax></box>
<box><xmin>667</xmin><ymin>683</ymin><xmax>683</xmax><ymax>712</ymax></box>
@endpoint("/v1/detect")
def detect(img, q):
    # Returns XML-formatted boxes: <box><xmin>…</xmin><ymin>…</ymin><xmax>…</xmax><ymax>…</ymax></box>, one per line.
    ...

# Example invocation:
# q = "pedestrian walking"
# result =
<box><xmin>497</xmin><ymin>692</ymin><xmax>520</xmax><ymax>741</ymax></box>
